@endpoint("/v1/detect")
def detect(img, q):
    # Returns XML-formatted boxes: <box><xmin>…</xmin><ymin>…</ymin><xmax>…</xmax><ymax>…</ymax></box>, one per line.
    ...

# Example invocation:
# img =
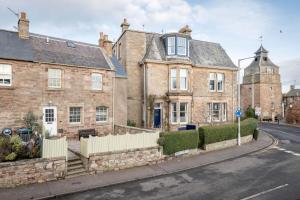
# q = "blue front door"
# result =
<box><xmin>154</xmin><ymin>108</ymin><xmax>161</xmax><ymax>128</ymax></box>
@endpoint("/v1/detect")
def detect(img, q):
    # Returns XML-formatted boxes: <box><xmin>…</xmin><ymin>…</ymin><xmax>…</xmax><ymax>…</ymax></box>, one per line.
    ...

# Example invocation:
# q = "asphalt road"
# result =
<box><xmin>53</xmin><ymin>123</ymin><xmax>300</xmax><ymax>200</ymax></box>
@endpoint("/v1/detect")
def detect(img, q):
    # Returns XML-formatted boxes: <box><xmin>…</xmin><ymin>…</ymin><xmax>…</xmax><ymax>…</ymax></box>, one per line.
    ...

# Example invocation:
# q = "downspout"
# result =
<box><xmin>143</xmin><ymin>63</ymin><xmax>148</xmax><ymax>128</ymax></box>
<box><xmin>112</xmin><ymin>74</ymin><xmax>116</xmax><ymax>132</ymax></box>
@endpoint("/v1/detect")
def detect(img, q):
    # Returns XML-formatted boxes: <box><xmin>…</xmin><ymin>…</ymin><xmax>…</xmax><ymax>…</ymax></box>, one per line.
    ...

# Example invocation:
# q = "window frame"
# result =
<box><xmin>0</xmin><ymin>64</ymin><xmax>12</xmax><ymax>86</ymax></box>
<box><xmin>69</xmin><ymin>107</ymin><xmax>81</xmax><ymax>124</ymax></box>
<box><xmin>217</xmin><ymin>73</ymin><xmax>224</xmax><ymax>92</ymax></box>
<box><xmin>91</xmin><ymin>73</ymin><xmax>103</xmax><ymax>90</ymax></box>
<box><xmin>179</xmin><ymin>102</ymin><xmax>188</xmax><ymax>123</ymax></box>
<box><xmin>167</xmin><ymin>37</ymin><xmax>176</xmax><ymax>55</ymax></box>
<box><xmin>207</xmin><ymin>102</ymin><xmax>227</xmax><ymax>122</ymax></box>
<box><xmin>48</xmin><ymin>68</ymin><xmax>62</xmax><ymax>89</ymax></box>
<box><xmin>180</xmin><ymin>69</ymin><xmax>188</xmax><ymax>90</ymax></box>
<box><xmin>209</xmin><ymin>73</ymin><xmax>215</xmax><ymax>92</ymax></box>
<box><xmin>96</xmin><ymin>106</ymin><xmax>108</xmax><ymax>123</ymax></box>
<box><xmin>171</xmin><ymin>102</ymin><xmax>177</xmax><ymax>124</ymax></box>
<box><xmin>170</xmin><ymin>68</ymin><xmax>177</xmax><ymax>90</ymax></box>
<box><xmin>177</xmin><ymin>37</ymin><xmax>187</xmax><ymax>56</ymax></box>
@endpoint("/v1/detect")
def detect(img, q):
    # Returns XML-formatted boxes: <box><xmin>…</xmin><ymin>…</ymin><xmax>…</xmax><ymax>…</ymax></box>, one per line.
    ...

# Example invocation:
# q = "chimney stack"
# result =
<box><xmin>99</xmin><ymin>32</ymin><xmax>113</xmax><ymax>57</ymax></box>
<box><xmin>120</xmin><ymin>18</ymin><xmax>130</xmax><ymax>32</ymax></box>
<box><xmin>18</xmin><ymin>12</ymin><xmax>29</xmax><ymax>39</ymax></box>
<box><xmin>179</xmin><ymin>25</ymin><xmax>192</xmax><ymax>36</ymax></box>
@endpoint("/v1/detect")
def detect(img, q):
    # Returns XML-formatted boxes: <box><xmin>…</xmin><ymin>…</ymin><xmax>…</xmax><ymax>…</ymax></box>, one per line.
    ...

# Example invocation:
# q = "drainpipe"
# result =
<box><xmin>112</xmin><ymin>74</ymin><xmax>116</xmax><ymax>132</ymax></box>
<box><xmin>143</xmin><ymin>63</ymin><xmax>147</xmax><ymax>128</ymax></box>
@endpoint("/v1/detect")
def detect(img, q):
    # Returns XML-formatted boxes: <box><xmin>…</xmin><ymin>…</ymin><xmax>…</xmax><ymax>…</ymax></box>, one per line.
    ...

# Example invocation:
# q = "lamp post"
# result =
<box><xmin>237</xmin><ymin>56</ymin><xmax>255</xmax><ymax>146</ymax></box>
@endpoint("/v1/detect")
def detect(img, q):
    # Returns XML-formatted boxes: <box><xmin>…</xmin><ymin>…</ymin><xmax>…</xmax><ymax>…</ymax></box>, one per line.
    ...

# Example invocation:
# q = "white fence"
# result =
<box><xmin>80</xmin><ymin>132</ymin><xmax>159</xmax><ymax>158</ymax></box>
<box><xmin>42</xmin><ymin>136</ymin><xmax>68</xmax><ymax>160</ymax></box>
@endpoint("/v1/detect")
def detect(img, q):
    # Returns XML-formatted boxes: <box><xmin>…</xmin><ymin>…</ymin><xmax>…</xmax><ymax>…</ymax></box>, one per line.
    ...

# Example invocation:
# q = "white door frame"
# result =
<box><xmin>43</xmin><ymin>106</ymin><xmax>57</xmax><ymax>136</ymax></box>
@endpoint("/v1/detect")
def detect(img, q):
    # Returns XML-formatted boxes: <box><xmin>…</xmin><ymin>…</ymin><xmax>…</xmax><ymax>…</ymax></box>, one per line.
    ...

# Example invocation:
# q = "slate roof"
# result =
<box><xmin>246</xmin><ymin>45</ymin><xmax>278</xmax><ymax>70</ymax></box>
<box><xmin>143</xmin><ymin>33</ymin><xmax>236</xmax><ymax>68</ymax></box>
<box><xmin>286</xmin><ymin>89</ymin><xmax>300</xmax><ymax>97</ymax></box>
<box><xmin>0</xmin><ymin>29</ymin><xmax>125</xmax><ymax>76</ymax></box>
<box><xmin>111</xmin><ymin>55</ymin><xmax>126</xmax><ymax>77</ymax></box>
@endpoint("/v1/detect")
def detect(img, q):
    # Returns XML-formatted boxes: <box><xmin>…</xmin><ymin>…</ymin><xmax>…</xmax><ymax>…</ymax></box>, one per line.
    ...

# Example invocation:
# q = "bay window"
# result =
<box><xmin>180</xmin><ymin>69</ymin><xmax>187</xmax><ymax>90</ymax></box>
<box><xmin>171</xmin><ymin>102</ymin><xmax>188</xmax><ymax>124</ymax></box>
<box><xmin>0</xmin><ymin>64</ymin><xmax>12</xmax><ymax>86</ymax></box>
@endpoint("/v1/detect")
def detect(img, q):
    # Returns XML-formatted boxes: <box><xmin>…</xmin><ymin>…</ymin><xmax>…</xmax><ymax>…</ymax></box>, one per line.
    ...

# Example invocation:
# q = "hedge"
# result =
<box><xmin>198</xmin><ymin>118</ymin><xmax>258</xmax><ymax>147</ymax></box>
<box><xmin>158</xmin><ymin>130</ymin><xmax>199</xmax><ymax>155</ymax></box>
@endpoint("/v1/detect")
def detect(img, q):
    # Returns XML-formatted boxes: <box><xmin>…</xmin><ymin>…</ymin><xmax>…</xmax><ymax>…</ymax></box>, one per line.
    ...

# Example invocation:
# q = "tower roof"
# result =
<box><xmin>255</xmin><ymin>45</ymin><xmax>269</xmax><ymax>55</ymax></box>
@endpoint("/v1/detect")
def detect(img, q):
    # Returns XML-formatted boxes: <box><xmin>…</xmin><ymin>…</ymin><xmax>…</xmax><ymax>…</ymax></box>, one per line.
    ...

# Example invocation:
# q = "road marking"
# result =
<box><xmin>240</xmin><ymin>184</ymin><xmax>288</xmax><ymax>200</ymax></box>
<box><xmin>272</xmin><ymin>146</ymin><xmax>300</xmax><ymax>157</ymax></box>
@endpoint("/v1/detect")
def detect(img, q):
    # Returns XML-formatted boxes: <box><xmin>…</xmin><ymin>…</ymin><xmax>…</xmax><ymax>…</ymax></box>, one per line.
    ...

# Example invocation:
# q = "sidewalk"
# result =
<box><xmin>0</xmin><ymin>132</ymin><xmax>274</xmax><ymax>200</ymax></box>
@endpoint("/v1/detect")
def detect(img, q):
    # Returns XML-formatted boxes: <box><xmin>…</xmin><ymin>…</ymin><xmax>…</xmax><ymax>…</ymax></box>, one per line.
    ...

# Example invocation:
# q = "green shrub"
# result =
<box><xmin>158</xmin><ymin>130</ymin><xmax>199</xmax><ymax>155</ymax></box>
<box><xmin>198</xmin><ymin>118</ymin><xmax>258</xmax><ymax>147</ymax></box>
<box><xmin>5</xmin><ymin>152</ymin><xmax>17</xmax><ymax>161</ymax></box>
<box><xmin>127</xmin><ymin>119</ymin><xmax>136</xmax><ymax>127</ymax></box>
<box><xmin>0</xmin><ymin>137</ymin><xmax>11</xmax><ymax>162</ymax></box>
<box><xmin>23</xmin><ymin>111</ymin><xmax>42</xmax><ymax>134</ymax></box>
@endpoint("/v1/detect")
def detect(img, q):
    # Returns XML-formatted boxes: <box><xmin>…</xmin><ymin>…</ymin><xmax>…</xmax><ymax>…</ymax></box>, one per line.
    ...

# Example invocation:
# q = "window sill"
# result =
<box><xmin>95</xmin><ymin>122</ymin><xmax>110</xmax><ymax>126</ymax></box>
<box><xmin>167</xmin><ymin>91</ymin><xmax>192</xmax><ymax>96</ymax></box>
<box><xmin>0</xmin><ymin>86</ymin><xmax>15</xmax><ymax>90</ymax></box>
<box><xmin>46</xmin><ymin>88</ymin><xmax>64</xmax><ymax>91</ymax></box>
<box><xmin>90</xmin><ymin>90</ymin><xmax>104</xmax><ymax>93</ymax></box>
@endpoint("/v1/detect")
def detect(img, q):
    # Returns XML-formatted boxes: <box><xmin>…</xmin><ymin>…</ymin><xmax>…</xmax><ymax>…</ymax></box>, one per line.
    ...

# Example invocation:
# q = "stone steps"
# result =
<box><xmin>66</xmin><ymin>155</ymin><xmax>87</xmax><ymax>179</ymax></box>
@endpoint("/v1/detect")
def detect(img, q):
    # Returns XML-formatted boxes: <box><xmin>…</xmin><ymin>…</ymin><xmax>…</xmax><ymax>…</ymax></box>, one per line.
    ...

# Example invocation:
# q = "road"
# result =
<box><xmin>53</xmin><ymin>123</ymin><xmax>300</xmax><ymax>200</ymax></box>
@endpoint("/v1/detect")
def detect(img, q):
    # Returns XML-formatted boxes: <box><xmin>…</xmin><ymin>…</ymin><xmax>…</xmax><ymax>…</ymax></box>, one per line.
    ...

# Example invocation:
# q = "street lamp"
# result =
<box><xmin>237</xmin><ymin>56</ymin><xmax>255</xmax><ymax>146</ymax></box>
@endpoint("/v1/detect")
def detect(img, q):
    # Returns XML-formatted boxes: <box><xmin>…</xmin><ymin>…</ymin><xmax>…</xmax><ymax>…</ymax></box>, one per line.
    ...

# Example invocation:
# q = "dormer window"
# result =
<box><xmin>164</xmin><ymin>35</ymin><xmax>189</xmax><ymax>57</ymax></box>
<box><xmin>167</xmin><ymin>37</ymin><xmax>175</xmax><ymax>55</ymax></box>
<box><xmin>177</xmin><ymin>37</ymin><xmax>187</xmax><ymax>55</ymax></box>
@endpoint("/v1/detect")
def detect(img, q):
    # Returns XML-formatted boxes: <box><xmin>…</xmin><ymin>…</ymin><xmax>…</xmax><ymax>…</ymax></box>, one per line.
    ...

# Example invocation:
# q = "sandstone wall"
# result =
<box><xmin>84</xmin><ymin>147</ymin><xmax>163</xmax><ymax>173</ymax></box>
<box><xmin>0</xmin><ymin>157</ymin><xmax>66</xmax><ymax>188</ymax></box>
<box><xmin>0</xmin><ymin>59</ymin><xmax>114</xmax><ymax>139</ymax></box>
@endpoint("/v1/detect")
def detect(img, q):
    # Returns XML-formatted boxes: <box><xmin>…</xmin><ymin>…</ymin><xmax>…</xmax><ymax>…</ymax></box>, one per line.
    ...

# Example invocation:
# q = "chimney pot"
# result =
<box><xmin>98</xmin><ymin>32</ymin><xmax>113</xmax><ymax>57</ymax></box>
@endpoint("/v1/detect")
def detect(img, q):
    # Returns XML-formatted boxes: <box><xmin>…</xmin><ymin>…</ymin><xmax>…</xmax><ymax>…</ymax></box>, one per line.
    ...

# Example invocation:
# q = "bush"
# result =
<box><xmin>245</xmin><ymin>106</ymin><xmax>257</xmax><ymax>119</ymax></box>
<box><xmin>5</xmin><ymin>152</ymin><xmax>17</xmax><ymax>161</ymax></box>
<box><xmin>127</xmin><ymin>119</ymin><xmax>136</xmax><ymax>127</ymax></box>
<box><xmin>158</xmin><ymin>130</ymin><xmax>199</xmax><ymax>155</ymax></box>
<box><xmin>198</xmin><ymin>118</ymin><xmax>258</xmax><ymax>147</ymax></box>
<box><xmin>23</xmin><ymin>111</ymin><xmax>42</xmax><ymax>134</ymax></box>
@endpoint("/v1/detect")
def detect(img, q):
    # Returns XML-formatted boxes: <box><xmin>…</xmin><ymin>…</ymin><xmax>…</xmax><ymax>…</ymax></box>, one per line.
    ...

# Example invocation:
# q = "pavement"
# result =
<box><xmin>0</xmin><ymin>131</ymin><xmax>274</xmax><ymax>200</ymax></box>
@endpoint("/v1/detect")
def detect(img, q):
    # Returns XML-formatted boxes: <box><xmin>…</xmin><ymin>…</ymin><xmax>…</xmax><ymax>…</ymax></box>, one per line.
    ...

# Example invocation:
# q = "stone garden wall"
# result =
<box><xmin>84</xmin><ymin>147</ymin><xmax>163</xmax><ymax>173</ymax></box>
<box><xmin>114</xmin><ymin>125</ymin><xmax>154</xmax><ymax>134</ymax></box>
<box><xmin>0</xmin><ymin>157</ymin><xmax>66</xmax><ymax>188</ymax></box>
<box><xmin>204</xmin><ymin>135</ymin><xmax>253</xmax><ymax>151</ymax></box>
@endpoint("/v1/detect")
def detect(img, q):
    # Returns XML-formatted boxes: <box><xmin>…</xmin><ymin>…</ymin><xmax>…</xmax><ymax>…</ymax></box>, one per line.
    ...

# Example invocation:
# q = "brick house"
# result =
<box><xmin>241</xmin><ymin>46</ymin><xmax>282</xmax><ymax>121</ymax></box>
<box><xmin>0</xmin><ymin>12</ymin><xmax>127</xmax><ymax>139</ymax></box>
<box><xmin>113</xmin><ymin>19</ymin><xmax>237</xmax><ymax>131</ymax></box>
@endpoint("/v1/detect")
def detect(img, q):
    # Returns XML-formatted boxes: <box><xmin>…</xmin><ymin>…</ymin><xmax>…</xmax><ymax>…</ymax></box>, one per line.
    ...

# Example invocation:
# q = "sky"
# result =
<box><xmin>0</xmin><ymin>0</ymin><xmax>299</xmax><ymax>92</ymax></box>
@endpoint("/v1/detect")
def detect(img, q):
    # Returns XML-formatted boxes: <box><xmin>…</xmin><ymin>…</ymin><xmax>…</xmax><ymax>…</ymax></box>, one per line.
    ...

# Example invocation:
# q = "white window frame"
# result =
<box><xmin>69</xmin><ymin>107</ymin><xmax>81</xmax><ymax>124</ymax></box>
<box><xmin>209</xmin><ymin>73</ymin><xmax>215</xmax><ymax>92</ymax></box>
<box><xmin>170</xmin><ymin>68</ymin><xmax>177</xmax><ymax>90</ymax></box>
<box><xmin>171</xmin><ymin>102</ymin><xmax>177</xmax><ymax>124</ymax></box>
<box><xmin>0</xmin><ymin>64</ymin><xmax>12</xmax><ymax>86</ymax></box>
<box><xmin>167</xmin><ymin>37</ymin><xmax>176</xmax><ymax>55</ymax></box>
<box><xmin>91</xmin><ymin>73</ymin><xmax>103</xmax><ymax>90</ymax></box>
<box><xmin>48</xmin><ymin>68</ymin><xmax>62</xmax><ymax>88</ymax></box>
<box><xmin>207</xmin><ymin>102</ymin><xmax>227</xmax><ymax>122</ymax></box>
<box><xmin>180</xmin><ymin>69</ymin><xmax>188</xmax><ymax>90</ymax></box>
<box><xmin>179</xmin><ymin>102</ymin><xmax>188</xmax><ymax>123</ymax></box>
<box><xmin>177</xmin><ymin>37</ymin><xmax>187</xmax><ymax>55</ymax></box>
<box><xmin>96</xmin><ymin>106</ymin><xmax>108</xmax><ymax>122</ymax></box>
<box><xmin>217</xmin><ymin>73</ymin><xmax>224</xmax><ymax>92</ymax></box>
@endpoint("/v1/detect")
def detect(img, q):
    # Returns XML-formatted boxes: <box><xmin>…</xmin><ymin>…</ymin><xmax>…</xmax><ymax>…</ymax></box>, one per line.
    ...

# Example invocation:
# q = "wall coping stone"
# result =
<box><xmin>89</xmin><ymin>146</ymin><xmax>161</xmax><ymax>157</ymax></box>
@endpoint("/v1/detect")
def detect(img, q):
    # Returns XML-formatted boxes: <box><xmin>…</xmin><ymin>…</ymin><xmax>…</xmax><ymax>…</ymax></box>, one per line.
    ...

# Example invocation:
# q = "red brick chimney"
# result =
<box><xmin>18</xmin><ymin>12</ymin><xmax>29</xmax><ymax>39</ymax></box>
<box><xmin>99</xmin><ymin>32</ymin><xmax>113</xmax><ymax>57</ymax></box>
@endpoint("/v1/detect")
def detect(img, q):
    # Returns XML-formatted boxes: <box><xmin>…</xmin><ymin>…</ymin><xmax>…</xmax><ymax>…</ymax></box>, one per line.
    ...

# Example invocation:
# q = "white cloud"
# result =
<box><xmin>278</xmin><ymin>58</ymin><xmax>300</xmax><ymax>93</ymax></box>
